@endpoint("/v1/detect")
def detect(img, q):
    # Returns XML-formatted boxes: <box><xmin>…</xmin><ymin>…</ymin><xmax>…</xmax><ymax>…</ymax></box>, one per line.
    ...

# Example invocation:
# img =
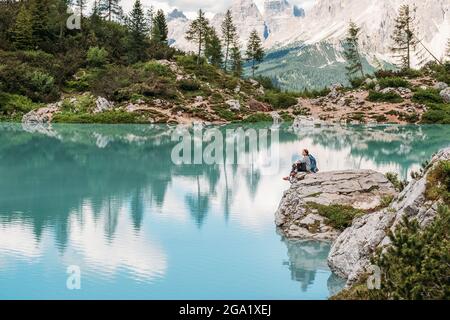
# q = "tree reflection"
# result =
<box><xmin>0</xmin><ymin>123</ymin><xmax>448</xmax><ymax>247</ymax></box>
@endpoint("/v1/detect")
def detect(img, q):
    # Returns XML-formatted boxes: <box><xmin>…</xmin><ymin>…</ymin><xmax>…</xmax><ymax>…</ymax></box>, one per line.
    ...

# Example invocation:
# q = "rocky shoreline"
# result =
<box><xmin>275</xmin><ymin>147</ymin><xmax>450</xmax><ymax>287</ymax></box>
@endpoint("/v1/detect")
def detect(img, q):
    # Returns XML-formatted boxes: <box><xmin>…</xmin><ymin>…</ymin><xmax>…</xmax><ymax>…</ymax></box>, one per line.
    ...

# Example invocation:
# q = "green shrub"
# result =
<box><xmin>425</xmin><ymin>160</ymin><xmax>450</xmax><ymax>203</ymax></box>
<box><xmin>350</xmin><ymin>77</ymin><xmax>365</xmax><ymax>88</ymax></box>
<box><xmin>334</xmin><ymin>204</ymin><xmax>450</xmax><ymax>300</ymax></box>
<box><xmin>260</xmin><ymin>90</ymin><xmax>298</xmax><ymax>109</ymax></box>
<box><xmin>373</xmin><ymin>205</ymin><xmax>450</xmax><ymax>299</ymax></box>
<box><xmin>178</xmin><ymin>79</ymin><xmax>201</xmax><ymax>91</ymax></box>
<box><xmin>425</xmin><ymin>61</ymin><xmax>450</xmax><ymax>85</ymax></box>
<box><xmin>385</xmin><ymin>172</ymin><xmax>407</xmax><ymax>192</ymax></box>
<box><xmin>412</xmin><ymin>89</ymin><xmax>444</xmax><ymax>104</ymax></box>
<box><xmin>141</xmin><ymin>61</ymin><xmax>170</xmax><ymax>76</ymax></box>
<box><xmin>254</xmin><ymin>75</ymin><xmax>278</xmax><ymax>90</ymax></box>
<box><xmin>0</xmin><ymin>92</ymin><xmax>41</xmax><ymax>116</ymax></box>
<box><xmin>306</xmin><ymin>202</ymin><xmax>365</xmax><ymax>231</ymax></box>
<box><xmin>367</xmin><ymin>90</ymin><xmax>403</xmax><ymax>103</ymax></box>
<box><xmin>378</xmin><ymin>77</ymin><xmax>410</xmax><ymax>89</ymax></box>
<box><xmin>87</xmin><ymin>47</ymin><xmax>109</xmax><ymax>68</ymax></box>
<box><xmin>242</xmin><ymin>113</ymin><xmax>273</xmax><ymax>123</ymax></box>
<box><xmin>212</xmin><ymin>105</ymin><xmax>239</xmax><ymax>121</ymax></box>
<box><xmin>279</xmin><ymin>111</ymin><xmax>294</xmax><ymax>122</ymax></box>
<box><xmin>292</xmin><ymin>106</ymin><xmax>311</xmax><ymax>116</ymax></box>
<box><xmin>421</xmin><ymin>104</ymin><xmax>450</xmax><ymax>124</ymax></box>
<box><xmin>372</xmin><ymin>114</ymin><xmax>388</xmax><ymax>123</ymax></box>
<box><xmin>299</xmin><ymin>88</ymin><xmax>331</xmax><ymax>98</ymax></box>
<box><xmin>28</xmin><ymin>71</ymin><xmax>56</xmax><ymax>94</ymax></box>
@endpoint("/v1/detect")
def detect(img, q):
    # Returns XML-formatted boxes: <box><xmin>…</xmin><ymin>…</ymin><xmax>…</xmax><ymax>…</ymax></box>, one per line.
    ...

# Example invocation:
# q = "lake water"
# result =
<box><xmin>0</xmin><ymin>123</ymin><xmax>449</xmax><ymax>300</ymax></box>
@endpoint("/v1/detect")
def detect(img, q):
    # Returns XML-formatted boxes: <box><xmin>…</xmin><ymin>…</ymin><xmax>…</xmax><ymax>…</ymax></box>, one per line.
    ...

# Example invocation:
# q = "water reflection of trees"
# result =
<box><xmin>0</xmin><ymin>123</ymin><xmax>448</xmax><ymax>247</ymax></box>
<box><xmin>292</xmin><ymin>125</ymin><xmax>450</xmax><ymax>177</ymax></box>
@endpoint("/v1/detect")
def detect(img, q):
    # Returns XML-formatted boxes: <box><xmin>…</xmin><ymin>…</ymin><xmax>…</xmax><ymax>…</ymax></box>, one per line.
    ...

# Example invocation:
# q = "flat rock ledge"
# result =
<box><xmin>328</xmin><ymin>148</ymin><xmax>450</xmax><ymax>286</ymax></box>
<box><xmin>275</xmin><ymin>170</ymin><xmax>397</xmax><ymax>241</ymax></box>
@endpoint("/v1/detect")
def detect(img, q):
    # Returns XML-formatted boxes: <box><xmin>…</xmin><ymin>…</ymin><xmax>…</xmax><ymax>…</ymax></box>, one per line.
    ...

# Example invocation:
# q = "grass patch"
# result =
<box><xmin>306</xmin><ymin>202</ymin><xmax>365</xmax><ymax>231</ymax></box>
<box><xmin>53</xmin><ymin>110</ymin><xmax>167</xmax><ymax>124</ymax></box>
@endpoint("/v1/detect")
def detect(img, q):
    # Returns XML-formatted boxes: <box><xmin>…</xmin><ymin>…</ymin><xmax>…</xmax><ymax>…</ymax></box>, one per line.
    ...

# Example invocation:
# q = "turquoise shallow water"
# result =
<box><xmin>0</xmin><ymin>123</ymin><xmax>449</xmax><ymax>300</ymax></box>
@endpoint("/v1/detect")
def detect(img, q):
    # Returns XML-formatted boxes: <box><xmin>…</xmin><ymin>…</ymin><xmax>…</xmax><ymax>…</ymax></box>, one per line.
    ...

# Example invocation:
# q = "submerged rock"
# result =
<box><xmin>328</xmin><ymin>148</ymin><xmax>450</xmax><ymax>285</ymax></box>
<box><xmin>275</xmin><ymin>170</ymin><xmax>397</xmax><ymax>241</ymax></box>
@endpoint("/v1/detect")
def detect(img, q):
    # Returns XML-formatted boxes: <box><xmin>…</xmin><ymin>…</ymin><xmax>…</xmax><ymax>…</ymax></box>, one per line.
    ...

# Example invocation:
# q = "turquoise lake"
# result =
<box><xmin>0</xmin><ymin>123</ymin><xmax>449</xmax><ymax>300</ymax></box>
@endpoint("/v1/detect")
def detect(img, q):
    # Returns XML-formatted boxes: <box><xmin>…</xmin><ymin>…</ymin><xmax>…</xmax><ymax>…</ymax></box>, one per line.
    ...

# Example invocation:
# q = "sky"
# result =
<box><xmin>86</xmin><ymin>0</ymin><xmax>316</xmax><ymax>19</ymax></box>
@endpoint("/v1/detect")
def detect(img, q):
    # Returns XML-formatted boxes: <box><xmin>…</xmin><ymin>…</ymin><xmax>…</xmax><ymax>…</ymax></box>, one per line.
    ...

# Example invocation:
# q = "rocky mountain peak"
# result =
<box><xmin>167</xmin><ymin>9</ymin><xmax>187</xmax><ymax>22</ymax></box>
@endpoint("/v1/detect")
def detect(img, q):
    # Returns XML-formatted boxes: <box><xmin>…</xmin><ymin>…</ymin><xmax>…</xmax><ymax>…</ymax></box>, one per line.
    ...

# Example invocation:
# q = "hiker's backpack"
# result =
<box><xmin>309</xmin><ymin>155</ymin><xmax>319</xmax><ymax>173</ymax></box>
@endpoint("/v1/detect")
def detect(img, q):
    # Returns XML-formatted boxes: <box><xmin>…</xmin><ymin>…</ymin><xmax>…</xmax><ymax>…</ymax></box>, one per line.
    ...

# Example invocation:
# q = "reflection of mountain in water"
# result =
<box><xmin>0</xmin><ymin>123</ymin><xmax>448</xmax><ymax>246</ymax></box>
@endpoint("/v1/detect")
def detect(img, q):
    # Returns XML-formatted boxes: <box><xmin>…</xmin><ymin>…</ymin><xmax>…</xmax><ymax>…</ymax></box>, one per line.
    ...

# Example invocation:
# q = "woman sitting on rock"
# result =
<box><xmin>283</xmin><ymin>149</ymin><xmax>318</xmax><ymax>181</ymax></box>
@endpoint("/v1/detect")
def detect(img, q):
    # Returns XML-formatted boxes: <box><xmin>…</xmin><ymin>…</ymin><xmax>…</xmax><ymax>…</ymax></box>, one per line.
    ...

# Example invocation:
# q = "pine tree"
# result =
<box><xmin>185</xmin><ymin>9</ymin><xmax>211</xmax><ymax>65</ymax></box>
<box><xmin>391</xmin><ymin>4</ymin><xmax>418</xmax><ymax>70</ymax></box>
<box><xmin>230</xmin><ymin>41</ymin><xmax>243</xmax><ymax>77</ymax></box>
<box><xmin>98</xmin><ymin>0</ymin><xmax>121</xmax><ymax>22</ymax></box>
<box><xmin>151</xmin><ymin>9</ymin><xmax>168</xmax><ymax>45</ymax></box>
<box><xmin>146</xmin><ymin>6</ymin><xmax>154</xmax><ymax>36</ymax></box>
<box><xmin>221</xmin><ymin>9</ymin><xmax>237</xmax><ymax>72</ymax></box>
<box><xmin>246</xmin><ymin>30</ymin><xmax>264</xmax><ymax>78</ymax></box>
<box><xmin>343</xmin><ymin>21</ymin><xmax>364</xmax><ymax>80</ymax></box>
<box><xmin>127</xmin><ymin>0</ymin><xmax>149</xmax><ymax>63</ymax></box>
<box><xmin>30</xmin><ymin>0</ymin><xmax>51</xmax><ymax>48</ymax></box>
<box><xmin>13</xmin><ymin>4</ymin><xmax>33</xmax><ymax>50</ymax></box>
<box><xmin>205</xmin><ymin>28</ymin><xmax>223</xmax><ymax>67</ymax></box>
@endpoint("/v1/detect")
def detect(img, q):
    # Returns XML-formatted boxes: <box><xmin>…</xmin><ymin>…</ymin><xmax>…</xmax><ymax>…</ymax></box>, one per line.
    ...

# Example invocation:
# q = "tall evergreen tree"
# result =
<box><xmin>391</xmin><ymin>4</ymin><xmax>418</xmax><ymax>70</ymax></box>
<box><xmin>343</xmin><ymin>21</ymin><xmax>364</xmax><ymax>80</ymax></box>
<box><xmin>221</xmin><ymin>9</ymin><xmax>237</xmax><ymax>72</ymax></box>
<box><xmin>146</xmin><ymin>6</ymin><xmax>155</xmax><ymax>36</ymax></box>
<box><xmin>30</xmin><ymin>0</ymin><xmax>51</xmax><ymax>48</ymax></box>
<box><xmin>12</xmin><ymin>4</ymin><xmax>33</xmax><ymax>50</ymax></box>
<box><xmin>246</xmin><ymin>30</ymin><xmax>264</xmax><ymax>78</ymax></box>
<box><xmin>185</xmin><ymin>9</ymin><xmax>211</xmax><ymax>64</ymax></box>
<box><xmin>205</xmin><ymin>28</ymin><xmax>223</xmax><ymax>67</ymax></box>
<box><xmin>98</xmin><ymin>0</ymin><xmax>121</xmax><ymax>22</ymax></box>
<box><xmin>151</xmin><ymin>9</ymin><xmax>168</xmax><ymax>44</ymax></box>
<box><xmin>230</xmin><ymin>41</ymin><xmax>243</xmax><ymax>77</ymax></box>
<box><xmin>127</xmin><ymin>0</ymin><xmax>149</xmax><ymax>63</ymax></box>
